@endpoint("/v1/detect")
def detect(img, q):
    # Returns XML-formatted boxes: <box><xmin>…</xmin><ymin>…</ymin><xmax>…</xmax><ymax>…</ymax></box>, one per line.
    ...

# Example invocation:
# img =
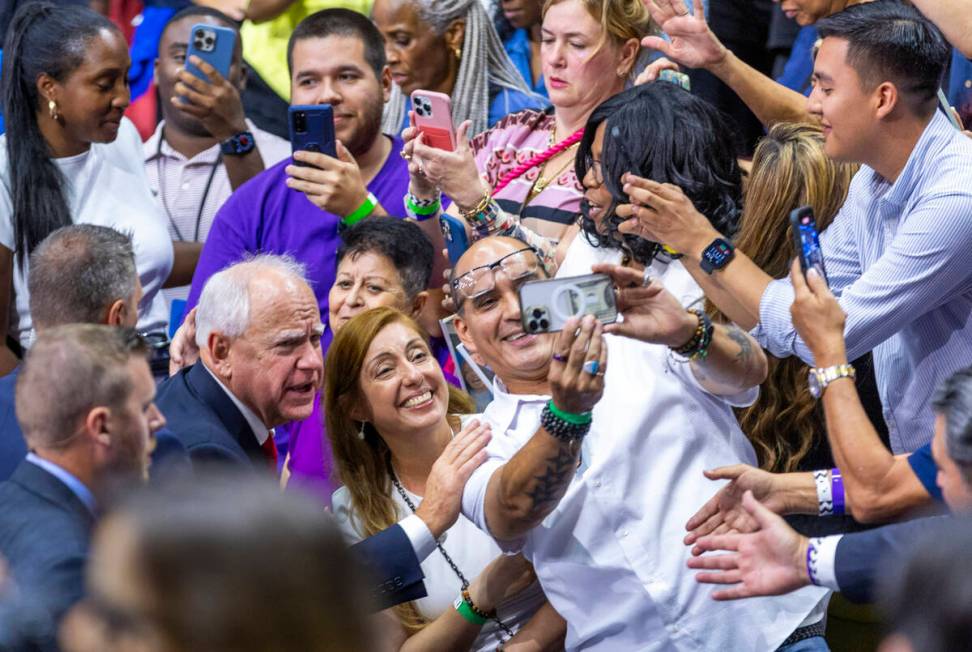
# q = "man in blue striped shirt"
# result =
<box><xmin>617</xmin><ymin>1</ymin><xmax>972</xmax><ymax>454</ymax></box>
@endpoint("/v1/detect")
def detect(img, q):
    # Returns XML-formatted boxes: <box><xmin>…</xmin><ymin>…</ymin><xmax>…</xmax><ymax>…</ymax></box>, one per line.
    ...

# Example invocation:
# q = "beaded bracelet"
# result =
<box><xmin>405</xmin><ymin>192</ymin><xmax>441</xmax><ymax>222</ymax></box>
<box><xmin>541</xmin><ymin>400</ymin><xmax>592</xmax><ymax>442</ymax></box>
<box><xmin>671</xmin><ymin>309</ymin><xmax>714</xmax><ymax>361</ymax></box>
<box><xmin>458</xmin><ymin>189</ymin><xmax>492</xmax><ymax>221</ymax></box>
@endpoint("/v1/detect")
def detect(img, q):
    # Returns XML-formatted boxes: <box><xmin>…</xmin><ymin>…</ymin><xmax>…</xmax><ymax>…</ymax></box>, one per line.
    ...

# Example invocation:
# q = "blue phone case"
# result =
<box><xmin>441</xmin><ymin>212</ymin><xmax>470</xmax><ymax>267</ymax></box>
<box><xmin>184</xmin><ymin>23</ymin><xmax>235</xmax><ymax>83</ymax></box>
<box><xmin>789</xmin><ymin>206</ymin><xmax>829</xmax><ymax>285</ymax></box>
<box><xmin>289</xmin><ymin>105</ymin><xmax>336</xmax><ymax>161</ymax></box>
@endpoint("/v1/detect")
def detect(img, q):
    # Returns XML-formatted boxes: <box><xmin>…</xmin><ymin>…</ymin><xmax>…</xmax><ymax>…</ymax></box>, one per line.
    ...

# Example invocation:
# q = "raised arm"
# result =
<box><xmin>591</xmin><ymin>263</ymin><xmax>767</xmax><ymax>396</ymax></box>
<box><xmin>641</xmin><ymin>0</ymin><xmax>812</xmax><ymax>127</ymax></box>
<box><xmin>789</xmin><ymin>260</ymin><xmax>933</xmax><ymax>522</ymax></box>
<box><xmin>911</xmin><ymin>0</ymin><xmax>972</xmax><ymax>58</ymax></box>
<box><xmin>485</xmin><ymin>316</ymin><xmax>607</xmax><ymax>540</ymax></box>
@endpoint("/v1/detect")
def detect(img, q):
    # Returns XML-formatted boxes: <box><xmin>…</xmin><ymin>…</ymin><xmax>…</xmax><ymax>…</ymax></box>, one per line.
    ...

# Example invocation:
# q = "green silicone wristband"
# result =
<box><xmin>343</xmin><ymin>192</ymin><xmax>378</xmax><ymax>227</ymax></box>
<box><xmin>454</xmin><ymin>596</ymin><xmax>489</xmax><ymax>626</ymax></box>
<box><xmin>405</xmin><ymin>195</ymin><xmax>441</xmax><ymax>216</ymax></box>
<box><xmin>547</xmin><ymin>399</ymin><xmax>592</xmax><ymax>425</ymax></box>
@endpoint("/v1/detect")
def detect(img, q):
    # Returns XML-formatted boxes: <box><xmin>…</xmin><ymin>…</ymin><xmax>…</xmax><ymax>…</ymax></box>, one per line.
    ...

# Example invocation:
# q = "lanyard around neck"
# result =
<box><xmin>155</xmin><ymin>129</ymin><xmax>222</xmax><ymax>243</ymax></box>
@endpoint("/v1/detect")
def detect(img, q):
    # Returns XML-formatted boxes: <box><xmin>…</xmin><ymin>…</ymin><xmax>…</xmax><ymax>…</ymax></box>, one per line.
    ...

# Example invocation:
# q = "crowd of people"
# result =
<box><xmin>0</xmin><ymin>0</ymin><xmax>971</xmax><ymax>650</ymax></box>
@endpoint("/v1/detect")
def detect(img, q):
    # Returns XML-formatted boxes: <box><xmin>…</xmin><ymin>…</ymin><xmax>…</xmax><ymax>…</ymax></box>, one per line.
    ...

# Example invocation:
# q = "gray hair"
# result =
<box><xmin>16</xmin><ymin>325</ymin><xmax>149</xmax><ymax>449</ymax></box>
<box><xmin>195</xmin><ymin>254</ymin><xmax>310</xmax><ymax>348</ymax></box>
<box><xmin>28</xmin><ymin>225</ymin><xmax>137</xmax><ymax>329</ymax></box>
<box><xmin>934</xmin><ymin>366</ymin><xmax>972</xmax><ymax>478</ymax></box>
<box><xmin>380</xmin><ymin>0</ymin><xmax>533</xmax><ymax>136</ymax></box>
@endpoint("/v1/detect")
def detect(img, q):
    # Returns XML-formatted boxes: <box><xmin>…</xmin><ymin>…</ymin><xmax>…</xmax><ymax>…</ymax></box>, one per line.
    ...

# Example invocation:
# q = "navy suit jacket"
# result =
<box><xmin>155</xmin><ymin>362</ymin><xmax>268</xmax><ymax>469</ymax></box>
<box><xmin>352</xmin><ymin>523</ymin><xmax>428</xmax><ymax>610</ymax></box>
<box><xmin>835</xmin><ymin>515</ymin><xmax>949</xmax><ymax>603</ymax></box>
<box><xmin>0</xmin><ymin>460</ymin><xmax>94</xmax><ymax>631</ymax></box>
<box><xmin>0</xmin><ymin>366</ymin><xmax>25</xmax><ymax>482</ymax></box>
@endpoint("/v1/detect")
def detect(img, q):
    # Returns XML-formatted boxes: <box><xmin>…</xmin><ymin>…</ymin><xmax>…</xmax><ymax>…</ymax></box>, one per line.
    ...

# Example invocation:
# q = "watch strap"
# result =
<box><xmin>810</xmin><ymin>364</ymin><xmax>856</xmax><ymax>398</ymax></box>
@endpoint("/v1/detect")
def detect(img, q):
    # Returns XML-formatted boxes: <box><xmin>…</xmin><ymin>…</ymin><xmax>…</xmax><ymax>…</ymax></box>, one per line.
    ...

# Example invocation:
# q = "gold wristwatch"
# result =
<box><xmin>808</xmin><ymin>364</ymin><xmax>856</xmax><ymax>399</ymax></box>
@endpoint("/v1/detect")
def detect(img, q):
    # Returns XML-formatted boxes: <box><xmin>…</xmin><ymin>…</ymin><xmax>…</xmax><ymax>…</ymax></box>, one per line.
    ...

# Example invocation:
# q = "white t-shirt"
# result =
<box><xmin>333</xmin><ymin>480</ymin><xmax>546</xmax><ymax>651</ymax></box>
<box><xmin>0</xmin><ymin>118</ymin><xmax>173</xmax><ymax>347</ymax></box>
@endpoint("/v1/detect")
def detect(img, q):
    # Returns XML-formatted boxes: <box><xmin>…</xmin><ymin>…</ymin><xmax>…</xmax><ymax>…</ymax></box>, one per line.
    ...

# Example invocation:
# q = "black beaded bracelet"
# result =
<box><xmin>540</xmin><ymin>403</ymin><xmax>591</xmax><ymax>441</ymax></box>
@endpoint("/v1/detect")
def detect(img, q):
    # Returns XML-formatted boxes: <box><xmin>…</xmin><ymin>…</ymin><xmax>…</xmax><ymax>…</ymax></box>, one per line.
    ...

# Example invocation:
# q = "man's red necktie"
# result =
<box><xmin>261</xmin><ymin>433</ymin><xmax>278</xmax><ymax>471</ymax></box>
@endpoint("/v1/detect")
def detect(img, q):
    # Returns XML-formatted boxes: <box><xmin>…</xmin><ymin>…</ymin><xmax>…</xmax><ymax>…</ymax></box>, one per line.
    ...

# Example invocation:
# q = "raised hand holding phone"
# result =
<box><xmin>788</xmin><ymin>206</ymin><xmax>829</xmax><ymax>285</ymax></box>
<box><xmin>789</xmin><ymin>258</ymin><xmax>848</xmax><ymax>367</ymax></box>
<box><xmin>410</xmin><ymin>90</ymin><xmax>457</xmax><ymax>151</ymax></box>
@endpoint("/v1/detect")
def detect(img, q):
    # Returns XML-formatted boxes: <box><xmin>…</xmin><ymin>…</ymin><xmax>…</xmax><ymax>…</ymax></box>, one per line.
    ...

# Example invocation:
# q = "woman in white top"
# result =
<box><xmin>326</xmin><ymin>307</ymin><xmax>565</xmax><ymax>651</ymax></box>
<box><xmin>0</xmin><ymin>2</ymin><xmax>172</xmax><ymax>372</ymax></box>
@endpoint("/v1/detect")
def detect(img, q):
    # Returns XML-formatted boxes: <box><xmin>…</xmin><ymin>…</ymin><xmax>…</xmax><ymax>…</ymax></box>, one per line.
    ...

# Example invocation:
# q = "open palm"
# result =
<box><xmin>642</xmin><ymin>0</ymin><xmax>728</xmax><ymax>70</ymax></box>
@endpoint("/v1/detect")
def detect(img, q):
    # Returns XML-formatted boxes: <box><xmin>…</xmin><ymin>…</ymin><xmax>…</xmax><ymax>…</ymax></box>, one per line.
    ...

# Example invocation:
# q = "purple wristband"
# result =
<box><xmin>831</xmin><ymin>469</ymin><xmax>845</xmax><ymax>516</ymax></box>
<box><xmin>805</xmin><ymin>538</ymin><xmax>820</xmax><ymax>586</ymax></box>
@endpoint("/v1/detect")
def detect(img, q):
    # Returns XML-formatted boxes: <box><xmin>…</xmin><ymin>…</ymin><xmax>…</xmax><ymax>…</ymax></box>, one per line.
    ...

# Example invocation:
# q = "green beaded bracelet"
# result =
<box><xmin>547</xmin><ymin>399</ymin><xmax>592</xmax><ymax>425</ymax></box>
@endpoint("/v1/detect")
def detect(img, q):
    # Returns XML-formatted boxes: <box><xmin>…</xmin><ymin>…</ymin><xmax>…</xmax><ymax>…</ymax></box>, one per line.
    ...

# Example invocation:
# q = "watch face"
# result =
<box><xmin>701</xmin><ymin>239</ymin><xmax>734</xmax><ymax>273</ymax></box>
<box><xmin>808</xmin><ymin>370</ymin><xmax>822</xmax><ymax>398</ymax></box>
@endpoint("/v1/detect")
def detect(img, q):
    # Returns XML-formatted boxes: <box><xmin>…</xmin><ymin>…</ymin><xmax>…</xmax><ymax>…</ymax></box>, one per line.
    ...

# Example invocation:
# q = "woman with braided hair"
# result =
<box><xmin>400</xmin><ymin>0</ymin><xmax>654</xmax><ymax>270</ymax></box>
<box><xmin>375</xmin><ymin>0</ymin><xmax>547</xmax><ymax>137</ymax></box>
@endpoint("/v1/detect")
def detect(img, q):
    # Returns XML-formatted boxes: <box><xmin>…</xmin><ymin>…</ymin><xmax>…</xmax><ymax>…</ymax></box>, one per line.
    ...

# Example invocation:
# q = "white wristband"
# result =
<box><xmin>814</xmin><ymin>469</ymin><xmax>834</xmax><ymax>516</ymax></box>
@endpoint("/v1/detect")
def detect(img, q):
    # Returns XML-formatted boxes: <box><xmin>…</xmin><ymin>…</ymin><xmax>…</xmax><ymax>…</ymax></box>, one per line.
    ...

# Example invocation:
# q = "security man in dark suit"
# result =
<box><xmin>0</xmin><ymin>225</ymin><xmax>189</xmax><ymax>483</ymax></box>
<box><xmin>0</xmin><ymin>325</ymin><xmax>166</xmax><ymax>646</ymax></box>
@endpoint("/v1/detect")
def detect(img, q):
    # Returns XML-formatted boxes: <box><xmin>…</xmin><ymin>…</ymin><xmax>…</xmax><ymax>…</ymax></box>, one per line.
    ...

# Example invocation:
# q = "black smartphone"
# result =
<box><xmin>789</xmin><ymin>206</ymin><xmax>828</xmax><ymax>285</ymax></box>
<box><xmin>288</xmin><ymin>105</ymin><xmax>336</xmax><ymax>165</ymax></box>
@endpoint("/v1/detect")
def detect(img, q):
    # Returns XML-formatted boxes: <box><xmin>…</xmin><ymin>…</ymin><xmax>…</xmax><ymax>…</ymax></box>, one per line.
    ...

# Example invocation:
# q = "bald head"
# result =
<box><xmin>450</xmin><ymin>236</ymin><xmax>545</xmax><ymax>312</ymax></box>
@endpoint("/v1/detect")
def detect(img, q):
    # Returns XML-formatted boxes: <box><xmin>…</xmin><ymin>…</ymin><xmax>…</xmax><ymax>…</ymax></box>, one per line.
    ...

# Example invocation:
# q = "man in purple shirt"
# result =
<box><xmin>186</xmin><ymin>8</ymin><xmax>412</xmax><ymax>329</ymax></box>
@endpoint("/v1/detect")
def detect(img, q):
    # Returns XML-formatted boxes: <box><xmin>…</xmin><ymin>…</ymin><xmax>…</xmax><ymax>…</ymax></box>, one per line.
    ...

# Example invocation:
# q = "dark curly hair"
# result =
<box><xmin>575</xmin><ymin>82</ymin><xmax>742</xmax><ymax>265</ymax></box>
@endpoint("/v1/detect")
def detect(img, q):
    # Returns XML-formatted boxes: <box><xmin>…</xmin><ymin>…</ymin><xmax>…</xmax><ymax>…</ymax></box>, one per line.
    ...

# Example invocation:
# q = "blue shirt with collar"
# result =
<box><xmin>25</xmin><ymin>453</ymin><xmax>96</xmax><ymax>515</ymax></box>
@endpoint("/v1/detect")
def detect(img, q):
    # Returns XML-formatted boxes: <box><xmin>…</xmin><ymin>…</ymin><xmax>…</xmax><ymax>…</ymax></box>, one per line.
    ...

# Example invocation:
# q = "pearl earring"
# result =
<box><xmin>357</xmin><ymin>421</ymin><xmax>367</xmax><ymax>440</ymax></box>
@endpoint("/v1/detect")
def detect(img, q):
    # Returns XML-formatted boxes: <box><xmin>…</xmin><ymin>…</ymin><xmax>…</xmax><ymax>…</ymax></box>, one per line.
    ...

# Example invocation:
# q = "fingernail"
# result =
<box><xmin>807</xmin><ymin>268</ymin><xmax>820</xmax><ymax>279</ymax></box>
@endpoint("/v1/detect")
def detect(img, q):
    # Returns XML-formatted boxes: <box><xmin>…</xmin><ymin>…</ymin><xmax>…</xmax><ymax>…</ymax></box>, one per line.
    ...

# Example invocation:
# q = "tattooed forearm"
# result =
<box><xmin>524</xmin><ymin>445</ymin><xmax>577</xmax><ymax>516</ymax></box>
<box><xmin>727</xmin><ymin>325</ymin><xmax>754</xmax><ymax>363</ymax></box>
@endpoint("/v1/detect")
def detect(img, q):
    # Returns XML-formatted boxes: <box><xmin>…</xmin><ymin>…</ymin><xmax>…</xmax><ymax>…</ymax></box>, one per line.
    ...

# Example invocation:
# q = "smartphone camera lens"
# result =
<box><xmin>532</xmin><ymin>308</ymin><xmax>543</xmax><ymax>319</ymax></box>
<box><xmin>528</xmin><ymin>320</ymin><xmax>538</xmax><ymax>332</ymax></box>
<box><xmin>539</xmin><ymin>319</ymin><xmax>549</xmax><ymax>330</ymax></box>
<box><xmin>294</xmin><ymin>111</ymin><xmax>307</xmax><ymax>133</ymax></box>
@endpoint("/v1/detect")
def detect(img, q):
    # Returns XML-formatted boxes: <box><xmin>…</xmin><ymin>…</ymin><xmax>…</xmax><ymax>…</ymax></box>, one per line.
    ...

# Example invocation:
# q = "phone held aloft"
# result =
<box><xmin>519</xmin><ymin>274</ymin><xmax>618</xmax><ymax>334</ymax></box>
<box><xmin>411</xmin><ymin>90</ymin><xmax>457</xmax><ymax>151</ymax></box>
<box><xmin>185</xmin><ymin>23</ymin><xmax>236</xmax><ymax>83</ymax></box>
<box><xmin>789</xmin><ymin>205</ymin><xmax>829</xmax><ymax>285</ymax></box>
<box><xmin>289</xmin><ymin>104</ymin><xmax>336</xmax><ymax>165</ymax></box>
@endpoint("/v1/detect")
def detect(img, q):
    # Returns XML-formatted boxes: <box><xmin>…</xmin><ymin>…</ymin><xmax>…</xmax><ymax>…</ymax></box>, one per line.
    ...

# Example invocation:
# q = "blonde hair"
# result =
<box><xmin>720</xmin><ymin>123</ymin><xmax>859</xmax><ymax>471</ymax></box>
<box><xmin>543</xmin><ymin>0</ymin><xmax>654</xmax><ymax>56</ymax></box>
<box><xmin>324</xmin><ymin>307</ymin><xmax>475</xmax><ymax>633</ymax></box>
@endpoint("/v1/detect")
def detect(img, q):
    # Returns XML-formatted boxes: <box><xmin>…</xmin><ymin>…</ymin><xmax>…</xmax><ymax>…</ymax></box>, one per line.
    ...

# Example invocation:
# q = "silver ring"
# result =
<box><xmin>642</xmin><ymin>268</ymin><xmax>654</xmax><ymax>287</ymax></box>
<box><xmin>583</xmin><ymin>359</ymin><xmax>600</xmax><ymax>375</ymax></box>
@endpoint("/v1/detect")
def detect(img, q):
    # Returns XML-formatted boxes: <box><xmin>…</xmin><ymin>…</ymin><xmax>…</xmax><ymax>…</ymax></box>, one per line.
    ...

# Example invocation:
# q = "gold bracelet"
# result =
<box><xmin>459</xmin><ymin>188</ymin><xmax>492</xmax><ymax>221</ymax></box>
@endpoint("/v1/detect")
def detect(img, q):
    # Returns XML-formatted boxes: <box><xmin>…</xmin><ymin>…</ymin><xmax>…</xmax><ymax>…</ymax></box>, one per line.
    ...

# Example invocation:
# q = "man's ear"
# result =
<box><xmin>208</xmin><ymin>331</ymin><xmax>234</xmax><ymax>378</ymax></box>
<box><xmin>874</xmin><ymin>81</ymin><xmax>899</xmax><ymax>120</ymax></box>
<box><xmin>410</xmin><ymin>291</ymin><xmax>429</xmax><ymax>319</ymax></box>
<box><xmin>84</xmin><ymin>406</ymin><xmax>112</xmax><ymax>448</ymax></box>
<box><xmin>153</xmin><ymin>57</ymin><xmax>160</xmax><ymax>87</ymax></box>
<box><xmin>105</xmin><ymin>298</ymin><xmax>128</xmax><ymax>327</ymax></box>
<box><xmin>453</xmin><ymin>314</ymin><xmax>486</xmax><ymax>367</ymax></box>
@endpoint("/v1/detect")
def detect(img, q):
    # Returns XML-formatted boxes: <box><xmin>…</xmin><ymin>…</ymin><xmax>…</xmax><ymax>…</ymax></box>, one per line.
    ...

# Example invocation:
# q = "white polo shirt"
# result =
<box><xmin>461</xmin><ymin>237</ymin><xmax>827</xmax><ymax>650</ymax></box>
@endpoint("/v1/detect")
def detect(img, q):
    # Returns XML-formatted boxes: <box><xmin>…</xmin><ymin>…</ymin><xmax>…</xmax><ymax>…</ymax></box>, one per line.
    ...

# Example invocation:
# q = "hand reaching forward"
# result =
<box><xmin>687</xmin><ymin>491</ymin><xmax>811</xmax><ymax>600</ymax></box>
<box><xmin>169</xmin><ymin>307</ymin><xmax>200</xmax><ymax>375</ymax></box>
<box><xmin>590</xmin><ymin>264</ymin><xmax>697</xmax><ymax>347</ymax></box>
<box><xmin>789</xmin><ymin>259</ymin><xmax>848</xmax><ymax>367</ymax></box>
<box><xmin>641</xmin><ymin>0</ymin><xmax>728</xmax><ymax>71</ymax></box>
<box><xmin>684</xmin><ymin>465</ymin><xmax>791</xmax><ymax>556</ymax></box>
<box><xmin>415</xmin><ymin>419</ymin><xmax>492</xmax><ymax>539</ymax></box>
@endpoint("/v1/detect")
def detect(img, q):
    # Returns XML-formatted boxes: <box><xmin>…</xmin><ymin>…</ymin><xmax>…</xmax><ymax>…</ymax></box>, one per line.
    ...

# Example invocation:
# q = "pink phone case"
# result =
<box><xmin>411</xmin><ymin>90</ymin><xmax>456</xmax><ymax>151</ymax></box>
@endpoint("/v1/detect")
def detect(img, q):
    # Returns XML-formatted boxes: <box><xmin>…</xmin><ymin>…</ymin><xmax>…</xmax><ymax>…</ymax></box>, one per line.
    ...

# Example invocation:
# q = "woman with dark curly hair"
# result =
<box><xmin>558</xmin><ymin>80</ymin><xmax>742</xmax><ymax>273</ymax></box>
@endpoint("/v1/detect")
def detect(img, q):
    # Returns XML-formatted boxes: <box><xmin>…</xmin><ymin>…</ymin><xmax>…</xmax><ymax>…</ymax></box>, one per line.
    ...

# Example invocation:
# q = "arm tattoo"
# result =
<box><xmin>727</xmin><ymin>325</ymin><xmax>754</xmax><ymax>364</ymax></box>
<box><xmin>525</xmin><ymin>445</ymin><xmax>577</xmax><ymax>517</ymax></box>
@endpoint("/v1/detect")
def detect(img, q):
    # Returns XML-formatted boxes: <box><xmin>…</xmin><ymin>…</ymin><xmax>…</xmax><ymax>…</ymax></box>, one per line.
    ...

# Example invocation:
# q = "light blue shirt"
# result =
<box><xmin>754</xmin><ymin>110</ymin><xmax>972</xmax><ymax>453</ymax></box>
<box><xmin>25</xmin><ymin>452</ymin><xmax>96</xmax><ymax>514</ymax></box>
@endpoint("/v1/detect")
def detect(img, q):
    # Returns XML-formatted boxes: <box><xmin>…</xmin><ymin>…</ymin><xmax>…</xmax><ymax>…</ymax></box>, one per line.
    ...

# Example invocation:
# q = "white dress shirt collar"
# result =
<box><xmin>202</xmin><ymin>363</ymin><xmax>271</xmax><ymax>445</ymax></box>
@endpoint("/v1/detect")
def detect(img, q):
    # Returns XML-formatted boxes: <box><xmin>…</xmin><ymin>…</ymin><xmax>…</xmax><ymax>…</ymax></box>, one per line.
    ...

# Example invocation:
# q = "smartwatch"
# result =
<box><xmin>699</xmin><ymin>238</ymin><xmax>735</xmax><ymax>274</ymax></box>
<box><xmin>220</xmin><ymin>131</ymin><xmax>256</xmax><ymax>156</ymax></box>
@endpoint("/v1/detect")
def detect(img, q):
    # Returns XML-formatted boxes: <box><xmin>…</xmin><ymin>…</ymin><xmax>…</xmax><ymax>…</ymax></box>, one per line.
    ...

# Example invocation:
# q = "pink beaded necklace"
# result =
<box><xmin>491</xmin><ymin>126</ymin><xmax>585</xmax><ymax>195</ymax></box>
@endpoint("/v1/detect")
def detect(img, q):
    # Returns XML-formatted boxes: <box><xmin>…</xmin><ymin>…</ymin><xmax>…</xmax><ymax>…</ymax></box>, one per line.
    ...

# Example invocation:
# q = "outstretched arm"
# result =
<box><xmin>911</xmin><ymin>0</ymin><xmax>972</xmax><ymax>58</ymax></box>
<box><xmin>484</xmin><ymin>316</ymin><xmax>607</xmax><ymax>540</ymax></box>
<box><xmin>642</xmin><ymin>0</ymin><xmax>812</xmax><ymax>127</ymax></box>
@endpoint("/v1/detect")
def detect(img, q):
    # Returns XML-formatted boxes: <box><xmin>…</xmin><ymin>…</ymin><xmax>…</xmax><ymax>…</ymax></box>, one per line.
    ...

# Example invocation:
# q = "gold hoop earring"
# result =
<box><xmin>48</xmin><ymin>99</ymin><xmax>59</xmax><ymax>121</ymax></box>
